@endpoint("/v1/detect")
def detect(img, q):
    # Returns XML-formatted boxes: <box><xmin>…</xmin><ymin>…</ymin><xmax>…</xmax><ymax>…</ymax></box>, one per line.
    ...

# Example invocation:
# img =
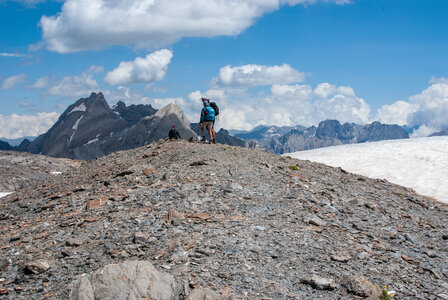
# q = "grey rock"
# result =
<box><xmin>25</xmin><ymin>260</ymin><xmax>50</xmax><ymax>274</ymax></box>
<box><xmin>66</xmin><ymin>238</ymin><xmax>84</xmax><ymax>247</ymax></box>
<box><xmin>188</xmin><ymin>287</ymin><xmax>220</xmax><ymax>300</ymax></box>
<box><xmin>331</xmin><ymin>253</ymin><xmax>352</xmax><ymax>263</ymax></box>
<box><xmin>300</xmin><ymin>274</ymin><xmax>337</xmax><ymax>290</ymax></box>
<box><xmin>69</xmin><ymin>261</ymin><xmax>184</xmax><ymax>300</ymax></box>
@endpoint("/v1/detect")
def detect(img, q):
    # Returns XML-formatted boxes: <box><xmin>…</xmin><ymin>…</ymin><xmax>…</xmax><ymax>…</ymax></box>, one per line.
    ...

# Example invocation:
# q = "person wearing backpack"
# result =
<box><xmin>200</xmin><ymin>97</ymin><xmax>216</xmax><ymax>144</ymax></box>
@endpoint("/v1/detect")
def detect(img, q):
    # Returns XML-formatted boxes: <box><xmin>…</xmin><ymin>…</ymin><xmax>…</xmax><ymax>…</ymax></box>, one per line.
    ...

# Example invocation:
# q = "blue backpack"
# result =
<box><xmin>204</xmin><ymin>106</ymin><xmax>215</xmax><ymax>121</ymax></box>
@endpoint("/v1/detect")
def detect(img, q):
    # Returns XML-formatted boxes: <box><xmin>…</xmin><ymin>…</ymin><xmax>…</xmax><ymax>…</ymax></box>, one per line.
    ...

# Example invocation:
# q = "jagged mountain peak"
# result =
<box><xmin>150</xmin><ymin>103</ymin><xmax>190</xmax><ymax>126</ymax></box>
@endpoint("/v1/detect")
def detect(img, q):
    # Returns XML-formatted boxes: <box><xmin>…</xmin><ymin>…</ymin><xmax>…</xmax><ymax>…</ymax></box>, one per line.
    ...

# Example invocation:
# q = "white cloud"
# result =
<box><xmin>104</xmin><ymin>49</ymin><xmax>172</xmax><ymax>86</ymax></box>
<box><xmin>212</xmin><ymin>64</ymin><xmax>305</xmax><ymax>88</ymax></box>
<box><xmin>0</xmin><ymin>112</ymin><xmax>60</xmax><ymax>139</ymax></box>
<box><xmin>29</xmin><ymin>76</ymin><xmax>52</xmax><ymax>89</ymax></box>
<box><xmin>39</xmin><ymin>0</ymin><xmax>349</xmax><ymax>53</ymax></box>
<box><xmin>312</xmin><ymin>84</ymin><xmax>370</xmax><ymax>125</ymax></box>
<box><xmin>47</xmin><ymin>72</ymin><xmax>99</xmax><ymax>97</ymax></box>
<box><xmin>376</xmin><ymin>101</ymin><xmax>418</xmax><ymax>126</ymax></box>
<box><xmin>376</xmin><ymin>82</ymin><xmax>448</xmax><ymax>134</ymax></box>
<box><xmin>1</xmin><ymin>73</ymin><xmax>27</xmax><ymax>90</ymax></box>
<box><xmin>0</xmin><ymin>53</ymin><xmax>26</xmax><ymax>57</ymax></box>
<box><xmin>219</xmin><ymin>107</ymin><xmax>252</xmax><ymax>131</ymax></box>
<box><xmin>407</xmin><ymin>83</ymin><xmax>448</xmax><ymax>130</ymax></box>
<box><xmin>152</xmin><ymin>97</ymin><xmax>185</xmax><ymax>109</ymax></box>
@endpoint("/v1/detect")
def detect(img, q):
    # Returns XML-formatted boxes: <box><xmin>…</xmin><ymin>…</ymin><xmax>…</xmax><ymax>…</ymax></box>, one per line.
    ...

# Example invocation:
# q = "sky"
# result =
<box><xmin>1</xmin><ymin>0</ymin><xmax>448</xmax><ymax>139</ymax></box>
<box><xmin>289</xmin><ymin>136</ymin><xmax>448</xmax><ymax>204</ymax></box>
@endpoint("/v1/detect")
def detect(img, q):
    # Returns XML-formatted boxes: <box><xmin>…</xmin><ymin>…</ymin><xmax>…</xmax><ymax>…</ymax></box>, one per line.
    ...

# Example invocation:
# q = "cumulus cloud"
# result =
<box><xmin>0</xmin><ymin>112</ymin><xmax>60</xmax><ymax>139</ymax></box>
<box><xmin>47</xmin><ymin>72</ymin><xmax>99</xmax><ymax>97</ymax></box>
<box><xmin>104</xmin><ymin>49</ymin><xmax>172</xmax><ymax>86</ymax></box>
<box><xmin>212</xmin><ymin>64</ymin><xmax>305</xmax><ymax>88</ymax></box>
<box><xmin>1</xmin><ymin>73</ymin><xmax>27</xmax><ymax>90</ymax></box>
<box><xmin>375</xmin><ymin>81</ymin><xmax>448</xmax><ymax>136</ymax></box>
<box><xmin>39</xmin><ymin>0</ymin><xmax>350</xmax><ymax>53</ymax></box>
<box><xmin>376</xmin><ymin>101</ymin><xmax>418</xmax><ymax>126</ymax></box>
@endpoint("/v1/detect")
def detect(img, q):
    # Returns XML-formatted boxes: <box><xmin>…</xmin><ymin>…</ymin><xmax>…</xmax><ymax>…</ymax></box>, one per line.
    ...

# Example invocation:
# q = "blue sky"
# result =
<box><xmin>1</xmin><ymin>0</ymin><xmax>448</xmax><ymax>138</ymax></box>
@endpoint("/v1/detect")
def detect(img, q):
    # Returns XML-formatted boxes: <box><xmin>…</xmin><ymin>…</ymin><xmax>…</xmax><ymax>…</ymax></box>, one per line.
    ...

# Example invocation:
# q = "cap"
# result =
<box><xmin>201</xmin><ymin>97</ymin><xmax>209</xmax><ymax>101</ymax></box>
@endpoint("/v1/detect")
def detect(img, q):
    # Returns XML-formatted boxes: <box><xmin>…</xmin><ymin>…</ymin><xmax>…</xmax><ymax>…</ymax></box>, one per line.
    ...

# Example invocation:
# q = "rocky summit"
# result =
<box><xmin>0</xmin><ymin>140</ymin><xmax>447</xmax><ymax>299</ymax></box>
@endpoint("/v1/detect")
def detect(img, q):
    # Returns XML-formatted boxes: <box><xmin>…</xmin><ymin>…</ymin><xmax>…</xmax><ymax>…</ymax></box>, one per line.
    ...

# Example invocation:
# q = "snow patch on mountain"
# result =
<box><xmin>68</xmin><ymin>103</ymin><xmax>87</xmax><ymax>114</ymax></box>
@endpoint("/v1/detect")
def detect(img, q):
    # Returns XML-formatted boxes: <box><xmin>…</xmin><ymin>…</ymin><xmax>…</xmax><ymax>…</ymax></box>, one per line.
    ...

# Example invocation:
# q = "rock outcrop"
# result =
<box><xmin>1</xmin><ymin>140</ymin><xmax>447</xmax><ymax>299</ymax></box>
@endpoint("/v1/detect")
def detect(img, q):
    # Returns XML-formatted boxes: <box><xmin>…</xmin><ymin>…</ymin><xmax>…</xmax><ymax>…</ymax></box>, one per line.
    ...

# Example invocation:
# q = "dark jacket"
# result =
<box><xmin>168</xmin><ymin>128</ymin><xmax>181</xmax><ymax>139</ymax></box>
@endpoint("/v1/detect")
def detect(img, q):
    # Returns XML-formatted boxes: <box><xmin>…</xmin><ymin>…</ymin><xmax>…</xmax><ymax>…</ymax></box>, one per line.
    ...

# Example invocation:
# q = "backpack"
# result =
<box><xmin>204</xmin><ymin>106</ymin><xmax>215</xmax><ymax>121</ymax></box>
<box><xmin>209</xmin><ymin>102</ymin><xmax>219</xmax><ymax>116</ymax></box>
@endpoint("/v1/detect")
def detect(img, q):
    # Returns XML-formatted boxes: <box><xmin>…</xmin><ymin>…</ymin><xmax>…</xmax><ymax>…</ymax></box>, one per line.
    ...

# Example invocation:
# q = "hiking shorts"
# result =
<box><xmin>203</xmin><ymin>121</ymin><xmax>214</xmax><ymax>130</ymax></box>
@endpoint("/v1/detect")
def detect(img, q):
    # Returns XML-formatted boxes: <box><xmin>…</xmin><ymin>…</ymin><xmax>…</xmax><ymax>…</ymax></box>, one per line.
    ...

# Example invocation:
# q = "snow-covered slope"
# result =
<box><xmin>288</xmin><ymin>136</ymin><xmax>448</xmax><ymax>203</ymax></box>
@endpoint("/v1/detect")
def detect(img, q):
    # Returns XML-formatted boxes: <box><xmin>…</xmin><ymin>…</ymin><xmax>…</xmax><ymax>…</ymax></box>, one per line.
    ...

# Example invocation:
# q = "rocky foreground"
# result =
<box><xmin>0</xmin><ymin>140</ymin><xmax>447</xmax><ymax>299</ymax></box>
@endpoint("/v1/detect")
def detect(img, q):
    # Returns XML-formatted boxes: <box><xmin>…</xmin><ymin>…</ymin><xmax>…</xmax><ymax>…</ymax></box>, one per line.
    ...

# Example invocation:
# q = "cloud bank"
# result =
<box><xmin>39</xmin><ymin>0</ymin><xmax>350</xmax><ymax>53</ymax></box>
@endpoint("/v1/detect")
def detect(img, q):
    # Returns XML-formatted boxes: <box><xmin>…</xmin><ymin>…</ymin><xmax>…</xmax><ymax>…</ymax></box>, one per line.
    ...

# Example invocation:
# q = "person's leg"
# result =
<box><xmin>206</xmin><ymin>123</ymin><xmax>213</xmax><ymax>142</ymax></box>
<box><xmin>200</xmin><ymin>123</ymin><xmax>206</xmax><ymax>141</ymax></box>
<box><xmin>211</xmin><ymin>121</ymin><xmax>216</xmax><ymax>143</ymax></box>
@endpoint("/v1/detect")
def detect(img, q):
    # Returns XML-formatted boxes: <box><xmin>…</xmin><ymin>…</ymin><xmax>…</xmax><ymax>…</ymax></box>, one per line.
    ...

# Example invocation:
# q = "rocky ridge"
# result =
<box><xmin>0</xmin><ymin>140</ymin><xmax>447</xmax><ymax>299</ymax></box>
<box><xmin>0</xmin><ymin>151</ymin><xmax>82</xmax><ymax>192</ymax></box>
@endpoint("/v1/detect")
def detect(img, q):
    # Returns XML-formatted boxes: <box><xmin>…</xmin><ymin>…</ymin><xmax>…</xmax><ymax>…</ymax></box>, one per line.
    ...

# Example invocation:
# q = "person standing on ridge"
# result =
<box><xmin>200</xmin><ymin>97</ymin><xmax>216</xmax><ymax>144</ymax></box>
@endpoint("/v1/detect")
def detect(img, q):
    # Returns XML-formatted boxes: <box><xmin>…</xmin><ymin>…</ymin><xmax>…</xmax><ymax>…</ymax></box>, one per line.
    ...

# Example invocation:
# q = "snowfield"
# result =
<box><xmin>288</xmin><ymin>136</ymin><xmax>448</xmax><ymax>204</ymax></box>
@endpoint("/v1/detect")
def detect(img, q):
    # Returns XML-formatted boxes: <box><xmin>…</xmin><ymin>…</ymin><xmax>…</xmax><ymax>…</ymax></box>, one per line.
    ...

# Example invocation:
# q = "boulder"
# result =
<box><xmin>69</xmin><ymin>261</ymin><xmax>185</xmax><ymax>300</ymax></box>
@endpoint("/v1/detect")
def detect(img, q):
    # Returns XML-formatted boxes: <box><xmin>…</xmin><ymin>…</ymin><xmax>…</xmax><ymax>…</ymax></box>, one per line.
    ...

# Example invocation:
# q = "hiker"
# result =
<box><xmin>168</xmin><ymin>125</ymin><xmax>181</xmax><ymax>140</ymax></box>
<box><xmin>200</xmin><ymin>97</ymin><xmax>216</xmax><ymax>144</ymax></box>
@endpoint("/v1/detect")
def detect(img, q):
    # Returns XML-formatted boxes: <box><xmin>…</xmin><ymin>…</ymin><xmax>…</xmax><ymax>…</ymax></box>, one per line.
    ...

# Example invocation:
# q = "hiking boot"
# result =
<box><xmin>212</xmin><ymin>139</ymin><xmax>216</xmax><ymax>144</ymax></box>
<box><xmin>200</xmin><ymin>137</ymin><xmax>206</xmax><ymax>142</ymax></box>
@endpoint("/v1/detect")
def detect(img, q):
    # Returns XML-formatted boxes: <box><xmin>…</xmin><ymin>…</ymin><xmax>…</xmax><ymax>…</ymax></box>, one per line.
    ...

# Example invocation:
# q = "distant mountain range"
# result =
<box><xmin>1</xmin><ymin>92</ymin><xmax>430</xmax><ymax>159</ymax></box>
<box><xmin>231</xmin><ymin>120</ymin><xmax>409</xmax><ymax>154</ymax></box>
<box><xmin>429</xmin><ymin>128</ymin><xmax>448</xmax><ymax>137</ymax></box>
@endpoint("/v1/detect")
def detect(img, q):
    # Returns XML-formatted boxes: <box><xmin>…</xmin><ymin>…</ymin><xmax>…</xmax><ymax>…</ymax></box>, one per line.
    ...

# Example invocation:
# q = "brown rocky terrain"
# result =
<box><xmin>0</xmin><ymin>140</ymin><xmax>447</xmax><ymax>299</ymax></box>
